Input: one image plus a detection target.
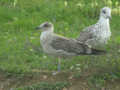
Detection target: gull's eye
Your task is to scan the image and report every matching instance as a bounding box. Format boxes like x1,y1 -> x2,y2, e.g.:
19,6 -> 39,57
102,10 -> 106,14
44,23 -> 49,27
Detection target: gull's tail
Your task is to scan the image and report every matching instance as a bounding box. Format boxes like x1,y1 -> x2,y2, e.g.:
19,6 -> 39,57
91,48 -> 107,55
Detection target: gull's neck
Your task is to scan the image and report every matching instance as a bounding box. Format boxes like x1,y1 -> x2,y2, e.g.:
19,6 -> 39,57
43,27 -> 54,33
97,16 -> 109,24
97,16 -> 111,38
40,27 -> 54,41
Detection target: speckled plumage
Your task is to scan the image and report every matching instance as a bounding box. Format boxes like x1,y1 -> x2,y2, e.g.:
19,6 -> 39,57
36,22 -> 106,57
77,7 -> 111,48
36,22 -> 106,73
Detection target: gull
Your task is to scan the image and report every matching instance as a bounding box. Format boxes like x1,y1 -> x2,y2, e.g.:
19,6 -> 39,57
76,7 -> 111,49
35,22 -> 106,73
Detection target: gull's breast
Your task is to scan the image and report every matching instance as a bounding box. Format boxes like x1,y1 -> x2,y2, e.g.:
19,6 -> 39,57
96,23 -> 111,44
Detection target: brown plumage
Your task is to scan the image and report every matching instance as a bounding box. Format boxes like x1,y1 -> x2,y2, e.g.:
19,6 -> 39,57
35,22 -> 106,73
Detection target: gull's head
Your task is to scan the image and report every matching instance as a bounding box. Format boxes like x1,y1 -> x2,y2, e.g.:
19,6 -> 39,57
100,7 -> 111,19
35,22 -> 54,32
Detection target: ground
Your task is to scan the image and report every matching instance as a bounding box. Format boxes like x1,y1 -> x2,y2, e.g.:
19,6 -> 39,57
0,0 -> 120,90
0,70 -> 120,90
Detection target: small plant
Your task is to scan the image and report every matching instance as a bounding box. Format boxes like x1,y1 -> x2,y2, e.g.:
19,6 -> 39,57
88,75 -> 105,88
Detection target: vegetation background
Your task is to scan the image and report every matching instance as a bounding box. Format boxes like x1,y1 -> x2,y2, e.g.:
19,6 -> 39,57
0,0 -> 120,90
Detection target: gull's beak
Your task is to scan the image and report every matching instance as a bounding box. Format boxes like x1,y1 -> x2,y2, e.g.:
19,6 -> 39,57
35,26 -> 42,30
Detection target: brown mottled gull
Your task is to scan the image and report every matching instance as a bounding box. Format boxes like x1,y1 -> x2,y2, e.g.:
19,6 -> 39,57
35,22 -> 105,73
77,7 -> 111,48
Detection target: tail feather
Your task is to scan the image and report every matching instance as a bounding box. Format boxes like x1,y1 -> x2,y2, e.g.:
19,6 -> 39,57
91,48 -> 107,55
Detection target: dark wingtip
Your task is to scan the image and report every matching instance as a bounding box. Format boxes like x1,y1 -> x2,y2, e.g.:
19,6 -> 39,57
91,48 -> 107,55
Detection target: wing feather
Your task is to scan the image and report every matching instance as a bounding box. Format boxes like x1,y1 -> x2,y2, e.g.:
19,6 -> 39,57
50,35 -> 89,54
77,24 -> 99,42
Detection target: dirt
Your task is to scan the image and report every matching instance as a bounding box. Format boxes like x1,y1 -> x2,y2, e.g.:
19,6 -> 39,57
0,70 -> 120,90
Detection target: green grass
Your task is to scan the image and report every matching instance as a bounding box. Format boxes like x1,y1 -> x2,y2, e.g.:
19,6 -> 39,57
14,82 -> 70,90
0,0 -> 120,89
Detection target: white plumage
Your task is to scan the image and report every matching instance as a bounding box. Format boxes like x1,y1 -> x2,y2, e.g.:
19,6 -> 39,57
77,7 -> 111,48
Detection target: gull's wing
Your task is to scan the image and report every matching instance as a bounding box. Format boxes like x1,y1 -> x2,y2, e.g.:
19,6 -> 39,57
50,34 -> 105,55
76,24 -> 99,42
51,35 -> 87,54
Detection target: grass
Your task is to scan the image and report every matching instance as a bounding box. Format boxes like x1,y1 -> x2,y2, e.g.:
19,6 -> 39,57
14,82 -> 70,90
0,0 -> 120,89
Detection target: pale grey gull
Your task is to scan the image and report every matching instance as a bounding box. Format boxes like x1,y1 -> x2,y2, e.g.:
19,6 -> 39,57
77,7 -> 111,49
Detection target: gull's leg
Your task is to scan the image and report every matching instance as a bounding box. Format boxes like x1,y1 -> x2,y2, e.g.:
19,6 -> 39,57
57,57 -> 61,72
52,57 -> 61,75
